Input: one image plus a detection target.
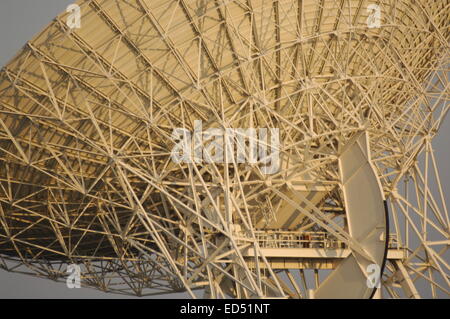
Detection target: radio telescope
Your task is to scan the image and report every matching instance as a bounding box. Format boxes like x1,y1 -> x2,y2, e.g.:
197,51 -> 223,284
0,0 -> 448,298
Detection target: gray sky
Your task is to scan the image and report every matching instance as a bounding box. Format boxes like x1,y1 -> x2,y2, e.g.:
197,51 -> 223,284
0,0 -> 448,299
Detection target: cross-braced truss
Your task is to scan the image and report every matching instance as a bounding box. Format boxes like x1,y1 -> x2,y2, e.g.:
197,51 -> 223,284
0,0 -> 448,298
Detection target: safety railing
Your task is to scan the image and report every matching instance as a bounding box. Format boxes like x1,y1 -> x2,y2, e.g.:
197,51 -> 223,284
250,230 -> 401,250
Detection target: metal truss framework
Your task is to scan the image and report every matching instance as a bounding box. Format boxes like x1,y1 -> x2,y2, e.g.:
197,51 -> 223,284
0,0 -> 448,298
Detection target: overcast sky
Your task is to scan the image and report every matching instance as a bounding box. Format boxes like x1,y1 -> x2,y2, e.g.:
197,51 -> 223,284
0,0 -> 448,299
